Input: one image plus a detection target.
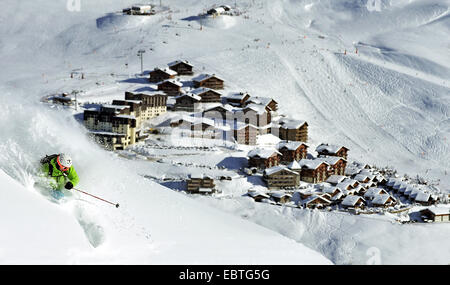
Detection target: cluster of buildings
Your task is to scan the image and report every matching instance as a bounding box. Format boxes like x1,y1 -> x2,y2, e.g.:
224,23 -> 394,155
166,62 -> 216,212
83,91 -> 167,150
123,4 -> 155,15
249,143 -> 349,189
147,60 -> 309,147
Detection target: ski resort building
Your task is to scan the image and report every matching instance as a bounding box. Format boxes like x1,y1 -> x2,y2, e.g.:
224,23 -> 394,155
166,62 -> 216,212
224,92 -> 251,107
297,159 -> 329,183
316,156 -> 347,176
83,105 -> 143,151
157,79 -> 183,96
192,74 -> 224,90
263,166 -> 300,189
186,174 -> 216,194
83,92 -> 167,150
420,207 -> 450,223
316,143 -> 349,160
149,67 -> 177,83
276,118 -> 308,142
248,149 -> 281,169
277,141 -> 308,163
124,91 -> 167,120
189,87 -> 222,103
168,60 -> 194,75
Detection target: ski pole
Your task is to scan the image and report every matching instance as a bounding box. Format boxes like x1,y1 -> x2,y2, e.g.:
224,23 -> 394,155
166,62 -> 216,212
73,188 -> 120,208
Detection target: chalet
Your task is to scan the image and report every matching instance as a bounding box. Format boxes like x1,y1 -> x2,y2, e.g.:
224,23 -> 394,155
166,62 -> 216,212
263,166 -> 300,189
420,207 -> 450,223
341,195 -> 366,209
326,175 -> 347,186
372,194 -> 396,208
202,104 -> 235,121
224,92 -> 251,107
316,156 -> 347,176
298,159 -> 329,183
186,174 -> 215,193
414,191 -> 434,206
168,60 -> 194,75
193,74 -> 224,90
316,143 -> 349,160
174,93 -> 201,112
246,97 -> 278,112
277,141 -> 308,163
245,191 -> 271,203
364,187 -> 389,200
302,195 -> 332,209
149,67 -> 177,83
190,87 -> 222,103
393,181 -> 407,193
277,119 -> 308,142
269,192 -> 292,204
386,178 -> 401,190
157,79 -> 183,96
247,149 -> 281,169
354,174 -> 373,184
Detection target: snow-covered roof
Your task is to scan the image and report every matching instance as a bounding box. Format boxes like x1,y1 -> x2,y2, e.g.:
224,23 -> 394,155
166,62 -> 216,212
264,166 -> 299,176
102,104 -> 130,110
225,92 -> 250,100
342,195 -> 365,207
203,104 -> 235,113
415,191 -> 431,202
247,96 -> 276,106
298,159 -> 329,170
316,143 -> 346,154
190,87 -> 221,96
193,73 -> 223,82
158,79 -> 183,87
189,173 -> 213,179
372,194 -> 393,205
278,118 -> 307,129
316,156 -> 346,165
244,104 -> 267,115
247,192 -> 270,199
287,160 -> 302,170
167,60 -> 193,68
303,195 -> 331,205
364,187 -> 386,199
270,191 -> 292,199
326,175 -> 347,184
247,148 -> 280,159
323,186 -> 341,194
354,174 -> 371,182
423,207 -> 450,216
175,93 -> 201,101
277,141 -> 308,151
153,67 -> 177,76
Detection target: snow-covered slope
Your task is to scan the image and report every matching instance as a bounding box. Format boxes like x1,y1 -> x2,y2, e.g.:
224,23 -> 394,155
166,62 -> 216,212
1,0 -> 449,264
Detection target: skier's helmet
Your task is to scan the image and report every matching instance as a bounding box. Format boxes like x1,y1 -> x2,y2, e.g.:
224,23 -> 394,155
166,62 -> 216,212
57,153 -> 72,171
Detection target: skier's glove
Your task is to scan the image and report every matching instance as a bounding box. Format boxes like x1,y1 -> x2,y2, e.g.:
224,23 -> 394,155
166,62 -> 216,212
65,182 -> 74,190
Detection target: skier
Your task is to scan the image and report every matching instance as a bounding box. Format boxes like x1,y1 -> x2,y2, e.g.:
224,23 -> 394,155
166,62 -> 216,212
40,153 -> 79,199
